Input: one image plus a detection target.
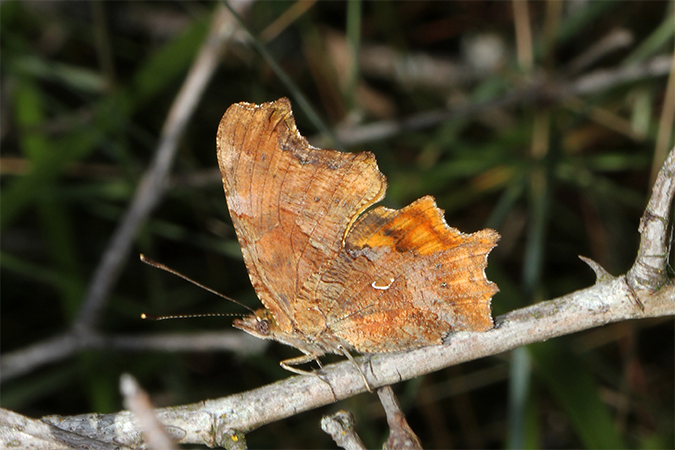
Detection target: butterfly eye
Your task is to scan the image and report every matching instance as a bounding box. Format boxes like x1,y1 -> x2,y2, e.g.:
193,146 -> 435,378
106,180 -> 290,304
257,319 -> 271,335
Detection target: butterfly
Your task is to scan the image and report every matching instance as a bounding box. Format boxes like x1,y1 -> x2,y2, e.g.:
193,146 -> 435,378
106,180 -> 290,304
216,98 -> 499,390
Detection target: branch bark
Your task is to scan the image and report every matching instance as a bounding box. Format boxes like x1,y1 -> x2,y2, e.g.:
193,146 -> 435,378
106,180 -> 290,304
377,386 -> 423,450
0,408 -> 127,450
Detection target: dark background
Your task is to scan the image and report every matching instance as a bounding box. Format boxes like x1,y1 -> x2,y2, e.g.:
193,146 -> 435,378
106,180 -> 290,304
1,1 -> 673,448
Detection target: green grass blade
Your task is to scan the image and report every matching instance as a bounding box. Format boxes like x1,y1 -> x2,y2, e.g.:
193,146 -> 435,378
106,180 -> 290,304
345,0 -> 361,109
622,6 -> 675,65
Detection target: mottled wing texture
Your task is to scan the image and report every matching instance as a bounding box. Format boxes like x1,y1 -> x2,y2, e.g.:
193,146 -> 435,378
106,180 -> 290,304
299,195 -> 499,353
216,98 -> 386,334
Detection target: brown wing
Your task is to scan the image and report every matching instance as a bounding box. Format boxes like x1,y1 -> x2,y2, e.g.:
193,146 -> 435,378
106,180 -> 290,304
299,195 -> 499,353
216,98 -> 386,334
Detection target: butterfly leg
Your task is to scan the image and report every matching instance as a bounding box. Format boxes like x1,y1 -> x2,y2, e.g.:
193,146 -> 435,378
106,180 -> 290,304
337,345 -> 373,393
279,353 -> 323,376
280,349 -> 373,393
280,354 -> 337,396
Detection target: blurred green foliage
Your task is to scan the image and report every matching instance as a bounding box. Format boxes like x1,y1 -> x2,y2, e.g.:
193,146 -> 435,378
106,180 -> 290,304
1,1 -> 673,448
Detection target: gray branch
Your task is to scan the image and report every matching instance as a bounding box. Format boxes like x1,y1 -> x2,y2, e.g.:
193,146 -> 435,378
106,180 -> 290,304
0,408 -> 128,450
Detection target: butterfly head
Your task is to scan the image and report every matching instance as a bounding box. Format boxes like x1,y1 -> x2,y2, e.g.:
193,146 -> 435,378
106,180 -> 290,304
233,307 -> 331,359
232,308 -> 277,340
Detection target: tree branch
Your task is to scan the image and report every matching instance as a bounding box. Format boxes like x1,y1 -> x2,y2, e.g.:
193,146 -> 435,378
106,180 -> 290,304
41,277 -> 674,447
377,386 -> 423,450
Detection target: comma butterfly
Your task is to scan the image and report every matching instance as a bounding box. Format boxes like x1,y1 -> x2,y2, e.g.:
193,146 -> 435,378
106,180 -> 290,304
217,98 -> 499,388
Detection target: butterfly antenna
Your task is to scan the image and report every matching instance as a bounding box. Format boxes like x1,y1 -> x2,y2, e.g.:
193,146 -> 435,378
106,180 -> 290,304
141,312 -> 245,321
139,254 -> 255,314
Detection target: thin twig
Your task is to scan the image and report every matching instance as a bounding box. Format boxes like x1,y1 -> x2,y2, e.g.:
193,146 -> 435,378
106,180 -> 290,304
0,334 -> 79,383
377,386 -> 422,450
358,43 -> 482,89
99,331 -> 267,354
121,374 -> 178,450
73,3 -> 251,336
628,147 -> 675,291
328,54 -> 672,147
563,28 -> 633,76
1,331 -> 264,383
321,411 -> 366,450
